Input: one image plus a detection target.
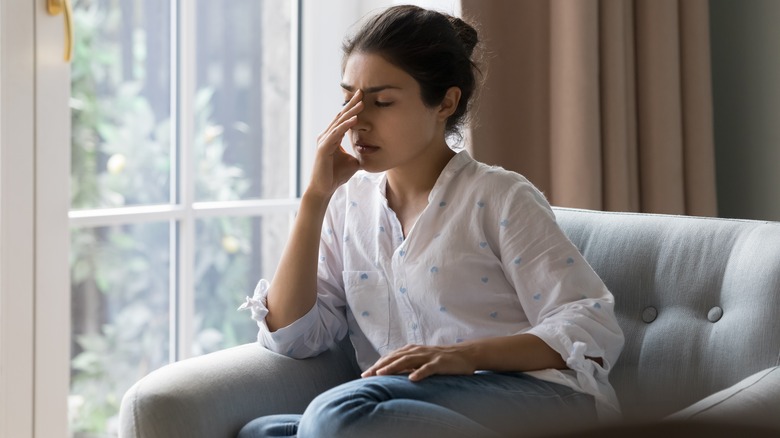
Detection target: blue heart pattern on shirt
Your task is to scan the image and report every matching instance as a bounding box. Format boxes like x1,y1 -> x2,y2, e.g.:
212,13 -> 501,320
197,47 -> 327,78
479,241 -> 488,249
360,273 -> 368,280
533,293 -> 541,300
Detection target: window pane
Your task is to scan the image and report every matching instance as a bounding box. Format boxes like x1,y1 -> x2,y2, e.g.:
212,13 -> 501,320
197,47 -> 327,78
70,222 -> 170,437
194,0 -> 292,201
194,214 -> 291,355
71,0 -> 171,210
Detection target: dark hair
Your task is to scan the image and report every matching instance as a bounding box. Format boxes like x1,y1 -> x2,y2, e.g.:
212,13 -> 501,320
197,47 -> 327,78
343,5 -> 481,137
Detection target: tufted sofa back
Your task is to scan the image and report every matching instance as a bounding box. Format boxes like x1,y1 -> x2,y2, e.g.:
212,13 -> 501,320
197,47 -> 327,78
553,208 -> 780,421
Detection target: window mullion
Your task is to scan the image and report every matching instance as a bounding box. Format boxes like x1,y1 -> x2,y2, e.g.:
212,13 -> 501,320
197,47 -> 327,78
173,0 -> 197,362
291,0 -> 302,199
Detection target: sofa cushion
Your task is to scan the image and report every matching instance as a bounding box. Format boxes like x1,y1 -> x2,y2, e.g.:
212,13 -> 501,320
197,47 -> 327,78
552,208 -> 780,421
667,366 -> 780,429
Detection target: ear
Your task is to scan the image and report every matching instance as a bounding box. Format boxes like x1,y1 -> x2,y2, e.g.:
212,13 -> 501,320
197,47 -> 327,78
437,86 -> 462,122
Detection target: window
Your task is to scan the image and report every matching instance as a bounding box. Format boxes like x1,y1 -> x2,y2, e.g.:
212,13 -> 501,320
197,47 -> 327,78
66,0 -> 459,436
68,0 -> 296,434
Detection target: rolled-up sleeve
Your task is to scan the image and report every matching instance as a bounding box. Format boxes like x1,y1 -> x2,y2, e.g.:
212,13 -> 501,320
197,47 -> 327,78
497,180 -> 624,411
239,192 -> 350,359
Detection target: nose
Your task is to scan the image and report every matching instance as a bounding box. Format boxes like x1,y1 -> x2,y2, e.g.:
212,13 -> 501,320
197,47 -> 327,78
352,108 -> 370,132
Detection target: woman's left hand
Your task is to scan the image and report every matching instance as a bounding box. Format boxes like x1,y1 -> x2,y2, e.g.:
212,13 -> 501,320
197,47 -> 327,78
361,344 -> 477,382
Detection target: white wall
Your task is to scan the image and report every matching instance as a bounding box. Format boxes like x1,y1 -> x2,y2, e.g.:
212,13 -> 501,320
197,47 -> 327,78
710,0 -> 780,221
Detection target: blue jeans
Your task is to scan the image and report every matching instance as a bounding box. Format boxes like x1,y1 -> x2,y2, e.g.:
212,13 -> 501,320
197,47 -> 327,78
238,372 -> 597,438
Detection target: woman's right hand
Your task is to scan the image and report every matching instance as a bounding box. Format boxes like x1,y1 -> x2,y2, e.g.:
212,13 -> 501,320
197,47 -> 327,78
307,89 -> 364,199
265,91 -> 364,330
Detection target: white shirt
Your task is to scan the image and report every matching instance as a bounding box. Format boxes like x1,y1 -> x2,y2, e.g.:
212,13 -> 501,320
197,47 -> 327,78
241,151 -> 625,419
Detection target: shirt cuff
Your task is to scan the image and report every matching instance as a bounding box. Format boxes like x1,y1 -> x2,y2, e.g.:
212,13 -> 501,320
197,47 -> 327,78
527,325 -> 619,414
238,278 -> 320,354
237,279 -> 271,322
258,304 -> 320,351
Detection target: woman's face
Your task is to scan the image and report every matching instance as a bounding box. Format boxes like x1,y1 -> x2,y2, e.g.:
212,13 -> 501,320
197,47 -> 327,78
341,52 -> 446,173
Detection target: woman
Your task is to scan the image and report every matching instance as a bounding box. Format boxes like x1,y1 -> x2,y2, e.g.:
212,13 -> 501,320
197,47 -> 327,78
239,5 -> 623,437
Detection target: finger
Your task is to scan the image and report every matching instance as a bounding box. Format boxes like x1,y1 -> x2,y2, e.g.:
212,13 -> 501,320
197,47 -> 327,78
361,353 -> 398,377
319,115 -> 358,154
341,88 -> 363,114
363,355 -> 407,377
396,344 -> 420,353
325,99 -> 363,136
361,345 -> 427,378
375,354 -> 427,376
324,89 -> 363,133
328,101 -> 363,137
409,363 -> 437,381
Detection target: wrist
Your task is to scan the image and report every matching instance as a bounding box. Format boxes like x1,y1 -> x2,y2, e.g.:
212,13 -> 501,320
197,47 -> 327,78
454,342 -> 481,372
301,188 -> 332,208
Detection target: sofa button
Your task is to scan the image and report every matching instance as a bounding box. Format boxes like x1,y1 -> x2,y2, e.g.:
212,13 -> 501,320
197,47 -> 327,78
642,306 -> 657,323
707,306 -> 723,323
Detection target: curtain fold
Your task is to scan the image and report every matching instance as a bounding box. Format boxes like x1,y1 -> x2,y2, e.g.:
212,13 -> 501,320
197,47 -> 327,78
462,0 -> 717,215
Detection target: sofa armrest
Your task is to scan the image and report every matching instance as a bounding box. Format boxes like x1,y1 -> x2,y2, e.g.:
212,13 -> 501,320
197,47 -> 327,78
666,366 -> 780,430
119,340 -> 360,438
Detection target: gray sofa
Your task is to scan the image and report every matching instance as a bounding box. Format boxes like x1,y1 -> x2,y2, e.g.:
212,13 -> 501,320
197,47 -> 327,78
119,208 -> 780,437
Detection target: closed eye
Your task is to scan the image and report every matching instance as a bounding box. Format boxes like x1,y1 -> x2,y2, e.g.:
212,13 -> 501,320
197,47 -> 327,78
375,101 -> 393,108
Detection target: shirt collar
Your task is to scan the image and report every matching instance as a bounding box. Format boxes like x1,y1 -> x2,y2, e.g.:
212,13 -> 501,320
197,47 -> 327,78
427,150 -> 472,202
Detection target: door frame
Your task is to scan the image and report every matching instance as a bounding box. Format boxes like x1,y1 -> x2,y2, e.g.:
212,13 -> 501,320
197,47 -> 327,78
1,0 -> 70,436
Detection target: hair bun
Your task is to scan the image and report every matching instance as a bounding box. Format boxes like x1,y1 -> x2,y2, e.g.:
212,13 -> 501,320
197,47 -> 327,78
448,16 -> 479,57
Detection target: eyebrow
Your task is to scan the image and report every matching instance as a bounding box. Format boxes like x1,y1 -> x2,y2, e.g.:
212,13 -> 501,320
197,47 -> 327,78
340,83 -> 401,94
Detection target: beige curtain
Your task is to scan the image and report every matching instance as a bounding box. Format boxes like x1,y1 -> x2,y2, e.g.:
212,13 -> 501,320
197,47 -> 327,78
461,0 -> 717,215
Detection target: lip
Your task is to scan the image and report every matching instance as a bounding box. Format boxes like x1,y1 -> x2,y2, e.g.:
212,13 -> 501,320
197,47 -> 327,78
355,145 -> 380,155
354,142 -> 380,155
